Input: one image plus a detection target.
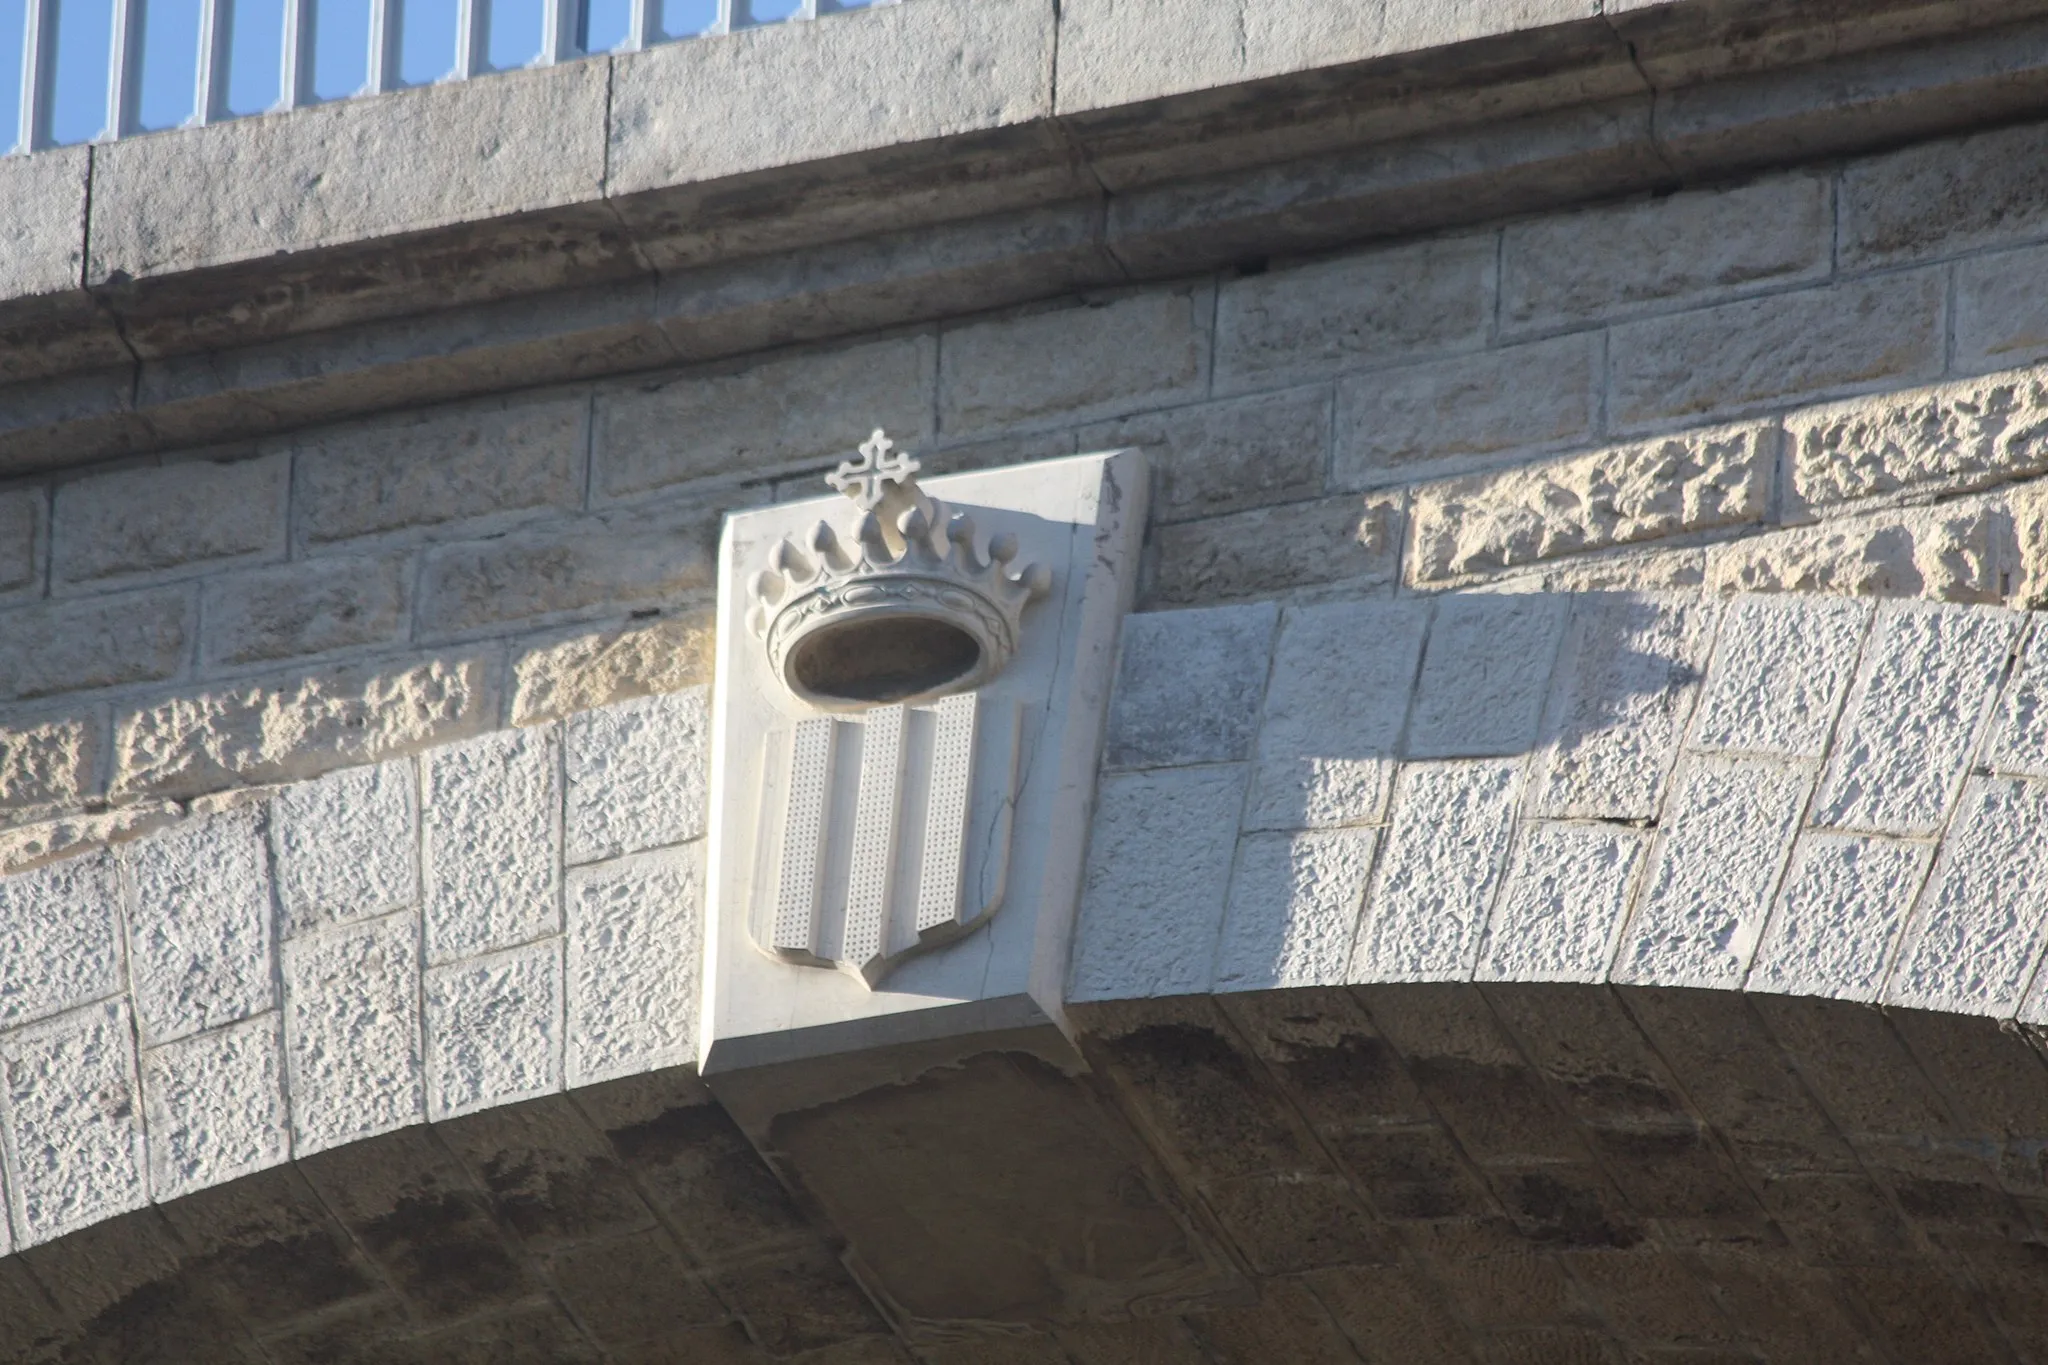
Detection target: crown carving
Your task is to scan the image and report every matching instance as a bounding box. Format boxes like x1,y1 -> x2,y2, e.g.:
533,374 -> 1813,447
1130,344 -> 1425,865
747,431 -> 1052,709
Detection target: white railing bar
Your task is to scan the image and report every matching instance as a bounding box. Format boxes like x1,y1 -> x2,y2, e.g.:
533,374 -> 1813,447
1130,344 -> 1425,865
194,0 -> 228,122
366,0 -> 397,91
626,0 -> 649,52
19,0 -> 50,149
454,0 -> 481,78
107,0 -> 141,136
540,0 -> 574,64
279,0 -> 312,107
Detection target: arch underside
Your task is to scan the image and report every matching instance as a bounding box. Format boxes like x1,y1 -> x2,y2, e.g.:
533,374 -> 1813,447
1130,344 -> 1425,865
5,982 -> 2047,1364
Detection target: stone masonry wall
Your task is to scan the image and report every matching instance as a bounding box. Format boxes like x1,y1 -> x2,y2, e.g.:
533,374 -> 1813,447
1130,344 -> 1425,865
10,115 -> 2048,867
0,686 -> 706,1258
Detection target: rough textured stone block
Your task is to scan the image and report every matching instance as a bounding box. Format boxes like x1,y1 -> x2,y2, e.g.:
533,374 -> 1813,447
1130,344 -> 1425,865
1213,235 -> 1493,394
0,710 -> 102,816
272,759 -> 417,938
0,1000 -> 147,1245
296,393 -> 587,545
0,145 -> 88,302
1786,370 -> 2048,511
1892,778 -> 2048,1017
608,0 -> 1051,193
1813,602 -> 2020,835
1990,622 -> 2048,778
141,1014 -> 289,1200
0,588 -> 191,701
111,651 -> 496,801
1839,120 -> 2048,270
1146,493 -> 1401,608
426,939 -> 563,1119
1334,334 -> 1599,486
565,687 -> 708,865
1350,759 -> 1522,982
1070,766 -> 1244,1001
1612,756 -> 1813,988
282,911 -> 425,1155
1533,596 -> 1715,820
416,501 -> 718,639
1501,173 -> 1831,331
1105,603 -> 1276,770
1704,501 -> 2014,605
597,336 -> 931,498
1077,386 -> 1330,524
53,453 -> 287,587
565,847 -> 700,1086
1407,594 -> 1568,758
1689,596 -> 1869,758
1407,423 -> 1773,583
124,807 -> 275,1045
939,290 -> 1208,433
201,553 -> 409,669
1257,599 -> 1427,763
1476,824 -> 1646,982
1215,829 -> 1379,992
0,850 -> 122,1028
422,726 -> 560,964
0,490 -> 43,597
90,59 -> 607,280
510,614 -> 714,725
1243,757 -> 1389,834
1747,835 -> 1930,1002
1608,273 -> 1945,431
0,805 -> 176,878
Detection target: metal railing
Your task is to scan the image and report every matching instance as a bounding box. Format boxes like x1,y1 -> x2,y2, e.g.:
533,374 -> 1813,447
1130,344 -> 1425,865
4,0 -> 885,154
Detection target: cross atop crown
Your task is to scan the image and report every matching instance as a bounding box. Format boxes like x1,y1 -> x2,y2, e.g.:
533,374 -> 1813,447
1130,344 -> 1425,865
827,429 -> 923,510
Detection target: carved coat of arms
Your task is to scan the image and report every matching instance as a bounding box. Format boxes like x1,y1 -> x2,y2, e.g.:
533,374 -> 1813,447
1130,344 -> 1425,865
743,432 -> 1050,986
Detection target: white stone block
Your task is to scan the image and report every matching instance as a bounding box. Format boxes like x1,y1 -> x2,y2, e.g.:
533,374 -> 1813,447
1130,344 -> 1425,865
282,911 -> 424,1156
426,939 -> 563,1119
1105,603 -> 1275,770
1070,766 -> 1244,1002
123,808 -> 275,1045
1351,760 -> 1522,983
422,726 -> 561,964
1611,756 -> 1813,988
1891,778 -> 2048,1017
1533,595 -> 1716,820
1257,599 -> 1428,762
1746,834 -> 1931,1003
1688,596 -> 1869,758
272,759 -> 418,938
564,687 -> 708,865
566,847 -> 699,1087
1406,594 -> 1568,758
0,849 -> 122,1029
1215,828 -> 1379,992
141,1014 -> 289,1201
1989,622 -> 2048,779
1475,824 -> 1646,983
1242,756 -> 1390,833
1,1000 -> 147,1246
1813,602 -> 2021,835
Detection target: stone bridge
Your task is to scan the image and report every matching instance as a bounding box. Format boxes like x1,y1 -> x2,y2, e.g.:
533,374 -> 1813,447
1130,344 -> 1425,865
8,0 -> 2048,1360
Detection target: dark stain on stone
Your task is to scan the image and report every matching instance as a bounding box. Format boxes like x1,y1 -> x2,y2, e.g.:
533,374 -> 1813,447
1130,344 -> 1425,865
1498,1170 -> 1643,1249
1090,1024 -> 1307,1178
602,1101 -> 813,1258
355,1191 -> 530,1320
